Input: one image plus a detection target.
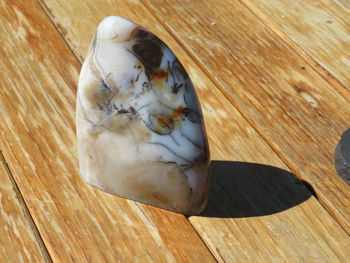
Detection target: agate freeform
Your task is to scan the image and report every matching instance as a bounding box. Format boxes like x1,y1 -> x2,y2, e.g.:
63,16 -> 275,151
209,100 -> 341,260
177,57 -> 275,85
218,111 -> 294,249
76,16 -> 210,215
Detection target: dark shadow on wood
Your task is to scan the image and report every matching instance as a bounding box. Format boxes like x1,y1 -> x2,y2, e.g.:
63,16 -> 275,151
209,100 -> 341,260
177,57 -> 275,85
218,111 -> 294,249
199,161 -> 314,218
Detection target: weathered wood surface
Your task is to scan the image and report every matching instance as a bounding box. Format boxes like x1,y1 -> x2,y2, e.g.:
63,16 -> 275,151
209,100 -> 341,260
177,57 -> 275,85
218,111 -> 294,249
239,0 -> 350,97
0,153 -> 49,262
143,0 -> 350,233
0,0 -> 349,261
337,0 -> 350,10
0,0 -> 214,261
193,162 -> 350,262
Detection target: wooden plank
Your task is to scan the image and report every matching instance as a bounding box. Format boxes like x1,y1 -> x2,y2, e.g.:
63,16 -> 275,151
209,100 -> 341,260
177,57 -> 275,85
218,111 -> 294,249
193,164 -> 350,262
141,0 -> 350,233
0,153 -> 49,262
238,0 -> 350,98
36,0 -> 350,261
0,1 -> 215,262
337,0 -> 350,10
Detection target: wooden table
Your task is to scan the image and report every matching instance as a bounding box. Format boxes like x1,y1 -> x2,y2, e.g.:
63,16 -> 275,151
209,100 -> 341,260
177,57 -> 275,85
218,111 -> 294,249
1,0 -> 350,262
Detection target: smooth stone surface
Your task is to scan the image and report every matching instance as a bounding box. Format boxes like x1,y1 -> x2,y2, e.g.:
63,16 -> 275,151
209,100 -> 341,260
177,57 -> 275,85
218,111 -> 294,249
76,16 -> 210,214
335,128 -> 350,185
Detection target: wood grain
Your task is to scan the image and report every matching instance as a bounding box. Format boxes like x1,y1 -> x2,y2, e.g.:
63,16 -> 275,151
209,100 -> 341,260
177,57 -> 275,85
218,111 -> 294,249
0,0 -> 215,261
192,162 -> 350,262
142,0 -> 350,233
239,0 -> 350,98
36,0 -> 350,261
336,0 -> 350,10
0,153 -> 49,262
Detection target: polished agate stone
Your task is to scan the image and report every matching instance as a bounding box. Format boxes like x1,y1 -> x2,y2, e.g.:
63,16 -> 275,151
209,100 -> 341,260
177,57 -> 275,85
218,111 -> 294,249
76,16 -> 210,215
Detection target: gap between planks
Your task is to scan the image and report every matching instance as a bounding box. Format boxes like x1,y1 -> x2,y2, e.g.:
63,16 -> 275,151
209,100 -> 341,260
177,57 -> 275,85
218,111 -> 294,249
138,0 -> 349,234
0,151 -> 52,263
36,0 -> 83,64
236,0 -> 350,104
33,0 -> 219,260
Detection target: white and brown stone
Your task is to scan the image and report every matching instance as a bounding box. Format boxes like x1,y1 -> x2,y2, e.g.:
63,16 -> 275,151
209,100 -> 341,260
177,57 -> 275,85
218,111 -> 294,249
76,16 -> 210,215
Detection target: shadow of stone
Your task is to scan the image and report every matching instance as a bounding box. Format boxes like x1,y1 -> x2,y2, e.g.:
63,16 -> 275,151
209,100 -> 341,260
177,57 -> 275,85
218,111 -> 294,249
199,161 -> 314,218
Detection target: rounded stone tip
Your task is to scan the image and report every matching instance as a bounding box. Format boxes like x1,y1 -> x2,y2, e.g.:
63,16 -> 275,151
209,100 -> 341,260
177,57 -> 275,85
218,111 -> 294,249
97,16 -> 138,41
